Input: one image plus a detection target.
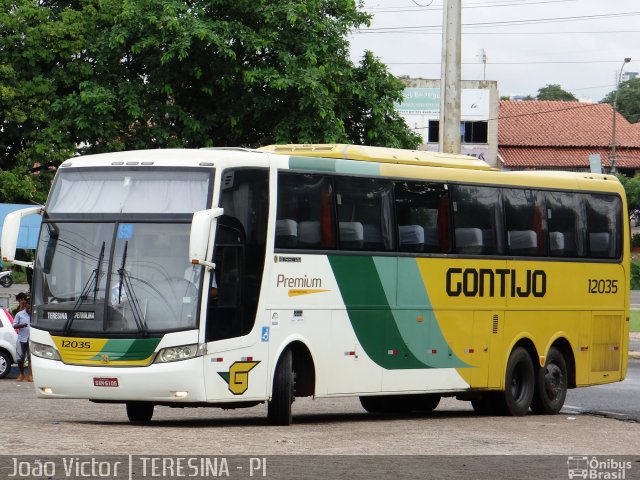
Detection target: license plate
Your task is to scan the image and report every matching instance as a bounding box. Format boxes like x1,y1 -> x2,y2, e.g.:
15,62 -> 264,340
93,377 -> 119,387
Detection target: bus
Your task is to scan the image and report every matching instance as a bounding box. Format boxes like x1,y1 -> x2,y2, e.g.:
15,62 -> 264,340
1,144 -> 628,424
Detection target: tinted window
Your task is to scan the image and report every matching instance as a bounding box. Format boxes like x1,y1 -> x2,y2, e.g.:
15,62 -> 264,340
395,181 -> 450,253
584,194 -> 622,259
335,177 -> 395,251
451,185 -> 503,255
545,191 -> 584,257
276,174 -> 336,250
504,189 -> 546,256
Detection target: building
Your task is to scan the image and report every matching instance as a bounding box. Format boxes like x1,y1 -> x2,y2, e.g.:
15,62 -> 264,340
397,78 -> 500,167
498,100 -> 640,175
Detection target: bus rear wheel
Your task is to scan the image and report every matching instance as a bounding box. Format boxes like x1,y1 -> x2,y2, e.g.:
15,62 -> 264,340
126,402 -> 154,423
501,347 -> 534,416
268,348 -> 295,425
531,347 -> 567,414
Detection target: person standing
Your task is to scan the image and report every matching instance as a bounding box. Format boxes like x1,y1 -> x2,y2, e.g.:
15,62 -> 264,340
12,292 -> 32,382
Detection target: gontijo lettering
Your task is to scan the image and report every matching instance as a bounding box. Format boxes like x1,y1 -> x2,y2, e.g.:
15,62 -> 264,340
446,267 -> 546,298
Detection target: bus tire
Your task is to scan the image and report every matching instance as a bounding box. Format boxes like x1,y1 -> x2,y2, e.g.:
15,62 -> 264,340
126,402 -> 154,423
501,347 -> 535,416
360,395 -> 402,413
531,347 -> 567,414
409,394 -> 441,413
268,348 -> 295,426
471,393 -> 501,415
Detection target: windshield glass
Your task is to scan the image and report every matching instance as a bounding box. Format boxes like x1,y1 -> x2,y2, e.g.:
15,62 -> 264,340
47,169 -> 210,214
32,222 -> 200,334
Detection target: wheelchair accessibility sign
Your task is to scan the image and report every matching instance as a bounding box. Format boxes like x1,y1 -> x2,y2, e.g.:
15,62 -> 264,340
261,327 -> 270,342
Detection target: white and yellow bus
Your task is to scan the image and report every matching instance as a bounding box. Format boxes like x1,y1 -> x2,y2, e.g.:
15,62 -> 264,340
2,144 -> 629,424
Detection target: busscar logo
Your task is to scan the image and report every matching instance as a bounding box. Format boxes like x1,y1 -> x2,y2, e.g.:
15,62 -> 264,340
218,361 -> 260,395
274,255 -> 302,263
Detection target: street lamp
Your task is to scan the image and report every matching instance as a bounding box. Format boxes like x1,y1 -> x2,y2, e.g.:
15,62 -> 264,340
610,57 -> 631,174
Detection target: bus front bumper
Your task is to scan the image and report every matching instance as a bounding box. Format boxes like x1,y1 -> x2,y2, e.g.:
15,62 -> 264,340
31,355 -> 207,403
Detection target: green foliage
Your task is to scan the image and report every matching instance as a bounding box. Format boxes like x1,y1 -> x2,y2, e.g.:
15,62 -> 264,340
633,233 -> 640,248
602,78 -> 640,124
632,259 -> 640,290
617,174 -> 640,211
536,84 -> 577,101
0,0 -> 420,201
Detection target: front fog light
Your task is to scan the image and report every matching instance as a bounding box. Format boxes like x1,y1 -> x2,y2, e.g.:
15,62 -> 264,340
30,341 -> 61,361
155,344 -> 203,363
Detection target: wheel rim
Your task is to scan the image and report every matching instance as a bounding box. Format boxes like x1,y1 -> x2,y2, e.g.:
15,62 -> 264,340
544,363 -> 564,400
511,363 -> 527,401
0,356 -> 7,375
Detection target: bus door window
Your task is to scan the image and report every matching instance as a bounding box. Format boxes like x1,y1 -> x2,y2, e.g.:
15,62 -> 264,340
206,217 -> 245,342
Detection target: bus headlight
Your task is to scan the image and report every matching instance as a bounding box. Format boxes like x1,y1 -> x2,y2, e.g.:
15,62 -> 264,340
155,344 -> 204,363
30,341 -> 61,361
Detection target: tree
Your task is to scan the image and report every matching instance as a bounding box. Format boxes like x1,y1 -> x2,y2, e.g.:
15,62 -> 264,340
0,0 -> 421,203
602,78 -> 640,124
618,174 -> 640,211
536,84 -> 577,101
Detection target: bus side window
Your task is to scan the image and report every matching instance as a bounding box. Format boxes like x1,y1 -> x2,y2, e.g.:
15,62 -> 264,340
504,188 -> 547,257
584,193 -> 622,259
394,181 -> 450,254
451,185 -> 503,255
545,191 -> 584,257
276,173 -> 336,250
334,177 -> 395,252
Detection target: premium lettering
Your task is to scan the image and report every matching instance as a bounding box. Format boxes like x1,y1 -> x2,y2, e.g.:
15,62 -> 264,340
276,274 -> 322,288
446,267 -> 546,298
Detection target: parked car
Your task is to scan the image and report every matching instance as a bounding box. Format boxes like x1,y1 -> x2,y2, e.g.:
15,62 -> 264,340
0,307 -> 17,378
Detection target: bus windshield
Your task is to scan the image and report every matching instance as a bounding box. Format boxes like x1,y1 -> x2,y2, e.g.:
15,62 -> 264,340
29,166 -> 212,335
32,222 -> 200,335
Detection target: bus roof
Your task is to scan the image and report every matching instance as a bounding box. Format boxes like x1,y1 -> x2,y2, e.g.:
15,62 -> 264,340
259,144 -> 493,171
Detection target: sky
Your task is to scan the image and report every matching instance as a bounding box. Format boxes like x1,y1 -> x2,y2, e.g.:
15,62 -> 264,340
347,0 -> 640,102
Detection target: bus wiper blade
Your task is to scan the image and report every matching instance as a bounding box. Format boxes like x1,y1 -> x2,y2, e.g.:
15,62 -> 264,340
63,241 -> 105,335
117,241 -> 148,337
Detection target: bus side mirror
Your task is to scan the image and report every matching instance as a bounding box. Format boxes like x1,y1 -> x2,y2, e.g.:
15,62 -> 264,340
1,206 -> 42,268
189,208 -> 223,269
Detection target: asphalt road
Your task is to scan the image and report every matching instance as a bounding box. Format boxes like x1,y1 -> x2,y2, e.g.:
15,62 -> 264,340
565,358 -> 640,422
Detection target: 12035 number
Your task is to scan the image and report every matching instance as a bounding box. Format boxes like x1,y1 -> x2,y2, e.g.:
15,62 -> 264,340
588,279 -> 618,294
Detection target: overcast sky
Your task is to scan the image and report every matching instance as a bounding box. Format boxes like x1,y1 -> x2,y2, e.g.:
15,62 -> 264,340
348,0 -> 640,102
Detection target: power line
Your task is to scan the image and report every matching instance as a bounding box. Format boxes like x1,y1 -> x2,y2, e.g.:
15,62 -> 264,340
387,60 -> 635,65
365,0 -> 578,13
352,11 -> 640,33
353,30 -> 640,36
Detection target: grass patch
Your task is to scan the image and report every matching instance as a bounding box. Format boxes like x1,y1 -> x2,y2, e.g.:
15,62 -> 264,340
631,311 -> 640,333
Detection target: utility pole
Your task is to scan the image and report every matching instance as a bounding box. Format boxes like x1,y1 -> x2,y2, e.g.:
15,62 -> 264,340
439,0 -> 462,154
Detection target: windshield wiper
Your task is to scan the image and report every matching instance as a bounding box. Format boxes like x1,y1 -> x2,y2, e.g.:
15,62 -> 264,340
116,241 -> 148,336
63,241 -> 105,335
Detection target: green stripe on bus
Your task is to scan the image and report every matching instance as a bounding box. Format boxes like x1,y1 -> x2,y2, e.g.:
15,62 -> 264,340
289,156 -> 380,176
329,255 -> 468,369
90,338 -> 160,361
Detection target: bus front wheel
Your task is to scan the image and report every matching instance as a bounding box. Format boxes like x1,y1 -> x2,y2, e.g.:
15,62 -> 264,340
268,348 -> 295,425
531,347 -> 567,414
501,347 -> 535,416
126,402 -> 154,423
